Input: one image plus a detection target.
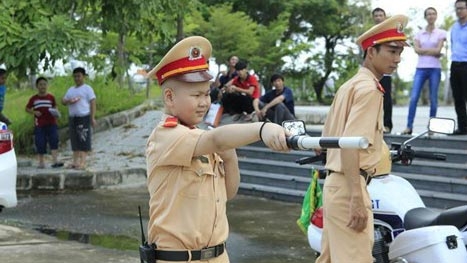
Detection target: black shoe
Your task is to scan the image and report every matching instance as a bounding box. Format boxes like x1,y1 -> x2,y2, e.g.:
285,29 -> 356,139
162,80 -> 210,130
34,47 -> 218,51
452,129 -> 467,135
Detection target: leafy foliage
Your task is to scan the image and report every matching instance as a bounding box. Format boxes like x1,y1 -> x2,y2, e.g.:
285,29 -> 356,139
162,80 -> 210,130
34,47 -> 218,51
195,3 -> 260,67
0,0 -> 91,78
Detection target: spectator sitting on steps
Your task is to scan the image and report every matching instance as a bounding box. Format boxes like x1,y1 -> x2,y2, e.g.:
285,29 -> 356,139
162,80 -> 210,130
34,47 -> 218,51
221,61 -> 260,122
253,73 -> 296,124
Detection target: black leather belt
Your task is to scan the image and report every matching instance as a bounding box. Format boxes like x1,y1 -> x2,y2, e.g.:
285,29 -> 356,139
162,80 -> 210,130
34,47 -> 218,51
328,169 -> 372,185
155,243 -> 225,261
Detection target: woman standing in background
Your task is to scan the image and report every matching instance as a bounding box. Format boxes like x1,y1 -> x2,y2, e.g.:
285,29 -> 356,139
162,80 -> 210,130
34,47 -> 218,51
402,7 -> 446,135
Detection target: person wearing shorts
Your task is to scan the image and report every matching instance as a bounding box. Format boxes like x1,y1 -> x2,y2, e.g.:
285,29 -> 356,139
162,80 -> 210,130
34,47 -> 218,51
26,77 -> 63,168
62,67 -> 96,170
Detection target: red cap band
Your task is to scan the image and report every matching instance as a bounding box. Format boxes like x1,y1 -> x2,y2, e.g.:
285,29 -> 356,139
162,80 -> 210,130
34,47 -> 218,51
155,56 -> 208,85
361,28 -> 407,50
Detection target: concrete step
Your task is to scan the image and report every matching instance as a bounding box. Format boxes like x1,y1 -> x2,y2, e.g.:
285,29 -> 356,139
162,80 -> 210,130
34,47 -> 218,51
392,160 -> 467,178
238,182 -> 305,203
240,169 -> 319,192
417,189 -> 467,209
237,146 -> 318,164
238,157 -> 323,178
239,181 -> 467,210
384,134 -> 467,150
238,154 -> 466,179
395,171 -> 467,194
237,140 -> 467,209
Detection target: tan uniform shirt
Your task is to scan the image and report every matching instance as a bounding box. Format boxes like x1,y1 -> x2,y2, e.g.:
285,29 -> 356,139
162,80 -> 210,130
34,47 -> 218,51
322,67 -> 384,173
145,115 -> 228,250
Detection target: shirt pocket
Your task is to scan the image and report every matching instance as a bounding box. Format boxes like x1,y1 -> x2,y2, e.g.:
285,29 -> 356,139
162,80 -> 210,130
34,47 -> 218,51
179,157 -> 215,199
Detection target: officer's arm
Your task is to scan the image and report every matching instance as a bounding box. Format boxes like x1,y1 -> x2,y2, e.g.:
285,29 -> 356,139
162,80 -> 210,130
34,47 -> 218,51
341,148 -> 368,232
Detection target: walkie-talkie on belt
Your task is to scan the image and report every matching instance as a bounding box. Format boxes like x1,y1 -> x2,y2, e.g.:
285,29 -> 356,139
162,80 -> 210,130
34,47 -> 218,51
138,205 -> 156,263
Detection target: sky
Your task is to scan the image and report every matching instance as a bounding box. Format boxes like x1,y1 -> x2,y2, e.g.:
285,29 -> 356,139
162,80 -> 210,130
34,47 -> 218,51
372,0 -> 455,80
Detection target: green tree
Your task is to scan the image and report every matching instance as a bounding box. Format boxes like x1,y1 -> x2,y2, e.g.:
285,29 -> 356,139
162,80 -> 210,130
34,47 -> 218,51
82,0 -> 170,88
287,0 -> 371,104
0,0 -> 90,85
200,0 -> 287,26
195,3 -> 260,69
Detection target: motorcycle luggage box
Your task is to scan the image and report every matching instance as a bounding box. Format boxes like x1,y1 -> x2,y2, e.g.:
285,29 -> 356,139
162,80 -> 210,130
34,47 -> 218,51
389,225 -> 467,263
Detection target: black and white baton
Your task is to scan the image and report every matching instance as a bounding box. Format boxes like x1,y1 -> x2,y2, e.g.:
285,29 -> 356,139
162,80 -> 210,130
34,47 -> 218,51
287,136 -> 369,150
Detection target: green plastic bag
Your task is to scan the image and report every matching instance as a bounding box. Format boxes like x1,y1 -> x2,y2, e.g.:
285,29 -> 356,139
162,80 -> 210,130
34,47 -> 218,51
297,168 -> 323,234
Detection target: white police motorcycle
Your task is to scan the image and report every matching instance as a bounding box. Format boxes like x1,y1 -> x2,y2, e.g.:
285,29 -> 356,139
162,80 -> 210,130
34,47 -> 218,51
285,117 -> 467,263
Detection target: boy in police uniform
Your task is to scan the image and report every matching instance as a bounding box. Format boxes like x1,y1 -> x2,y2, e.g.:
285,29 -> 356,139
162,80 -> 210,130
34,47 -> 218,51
144,36 -> 290,262
316,15 -> 409,263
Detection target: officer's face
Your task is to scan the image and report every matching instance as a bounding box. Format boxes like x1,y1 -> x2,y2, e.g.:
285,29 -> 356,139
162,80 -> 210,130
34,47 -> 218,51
370,44 -> 404,76
166,80 -> 211,126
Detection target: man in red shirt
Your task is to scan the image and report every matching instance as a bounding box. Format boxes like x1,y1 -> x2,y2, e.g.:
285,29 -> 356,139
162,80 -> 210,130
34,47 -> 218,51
221,61 -> 260,121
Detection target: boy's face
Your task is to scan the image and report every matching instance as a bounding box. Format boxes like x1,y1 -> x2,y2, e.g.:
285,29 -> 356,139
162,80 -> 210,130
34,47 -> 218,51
237,68 -> 248,79
0,74 -> 7,85
73,72 -> 85,86
36,79 -> 48,95
164,79 -> 211,127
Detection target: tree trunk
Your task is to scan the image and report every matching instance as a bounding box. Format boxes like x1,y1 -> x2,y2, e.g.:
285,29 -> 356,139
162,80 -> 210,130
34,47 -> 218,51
176,13 -> 184,41
117,32 -> 125,88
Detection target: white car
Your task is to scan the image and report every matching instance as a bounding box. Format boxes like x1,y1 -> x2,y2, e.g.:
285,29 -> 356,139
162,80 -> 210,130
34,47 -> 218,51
0,121 -> 17,212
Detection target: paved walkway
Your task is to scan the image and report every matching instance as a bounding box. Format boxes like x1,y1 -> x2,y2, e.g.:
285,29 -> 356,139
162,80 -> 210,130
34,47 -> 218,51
2,103 -> 461,263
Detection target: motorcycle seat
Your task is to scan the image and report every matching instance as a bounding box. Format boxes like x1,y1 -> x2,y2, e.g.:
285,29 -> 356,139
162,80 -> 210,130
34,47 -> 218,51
404,205 -> 467,230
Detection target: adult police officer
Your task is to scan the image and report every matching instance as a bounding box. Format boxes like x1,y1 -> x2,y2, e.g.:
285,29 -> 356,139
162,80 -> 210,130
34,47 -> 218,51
316,15 -> 409,263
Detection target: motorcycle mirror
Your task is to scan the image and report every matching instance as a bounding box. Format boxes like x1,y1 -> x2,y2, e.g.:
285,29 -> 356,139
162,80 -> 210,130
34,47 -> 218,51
282,120 -> 307,136
428,117 -> 455,134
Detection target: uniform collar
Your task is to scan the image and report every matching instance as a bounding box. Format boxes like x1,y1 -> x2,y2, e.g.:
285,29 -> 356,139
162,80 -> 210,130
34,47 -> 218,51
359,67 -> 385,94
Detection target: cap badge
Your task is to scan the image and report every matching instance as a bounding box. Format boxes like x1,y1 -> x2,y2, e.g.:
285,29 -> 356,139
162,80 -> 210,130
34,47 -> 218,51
397,22 -> 404,33
189,47 -> 202,60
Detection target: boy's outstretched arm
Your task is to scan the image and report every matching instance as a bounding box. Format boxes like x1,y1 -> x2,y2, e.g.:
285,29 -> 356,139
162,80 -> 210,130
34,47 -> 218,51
194,122 -> 290,157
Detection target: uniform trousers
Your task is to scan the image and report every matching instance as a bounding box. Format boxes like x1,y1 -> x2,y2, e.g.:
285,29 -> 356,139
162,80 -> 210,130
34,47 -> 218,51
316,172 -> 374,263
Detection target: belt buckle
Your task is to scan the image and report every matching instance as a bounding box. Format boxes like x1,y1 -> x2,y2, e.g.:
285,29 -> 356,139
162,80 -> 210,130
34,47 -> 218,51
200,247 -> 215,260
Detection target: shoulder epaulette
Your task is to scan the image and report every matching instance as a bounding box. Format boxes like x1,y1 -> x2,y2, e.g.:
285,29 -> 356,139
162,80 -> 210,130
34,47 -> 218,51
163,116 -> 178,128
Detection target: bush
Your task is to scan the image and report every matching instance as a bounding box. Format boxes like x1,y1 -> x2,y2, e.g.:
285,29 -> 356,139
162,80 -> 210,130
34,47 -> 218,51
3,76 -> 160,155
